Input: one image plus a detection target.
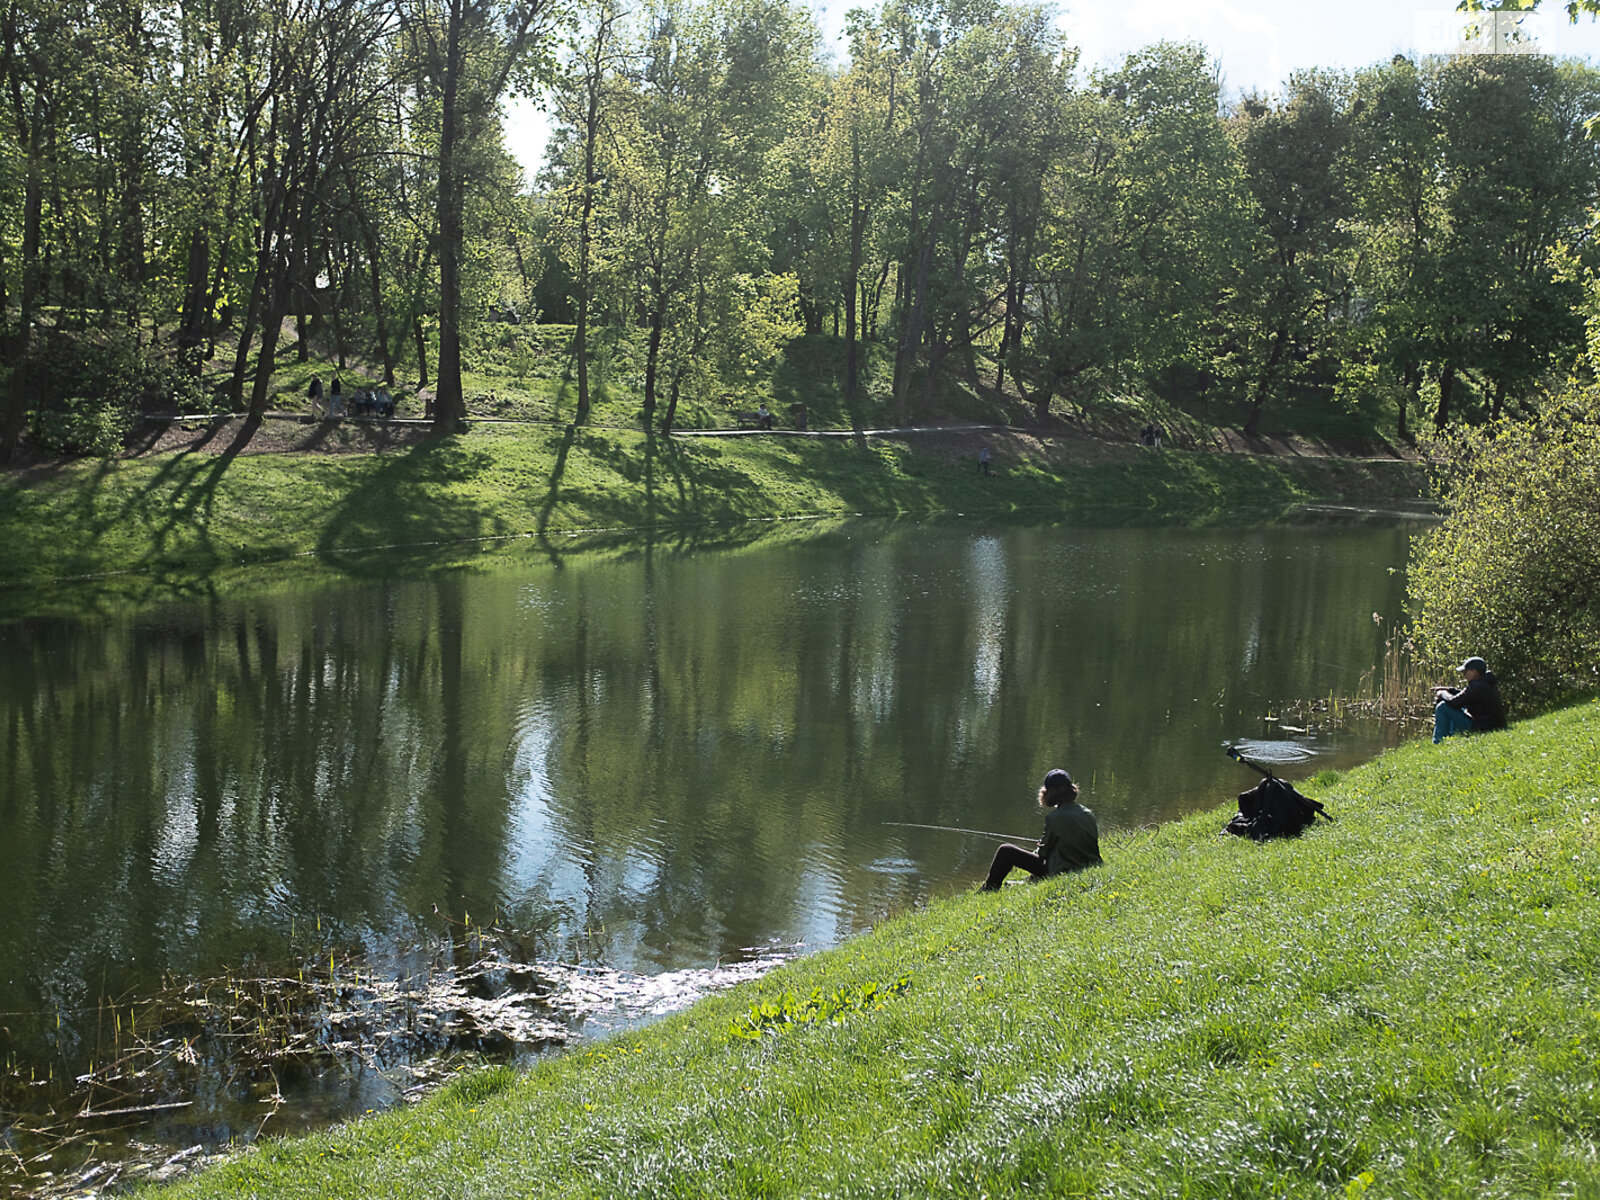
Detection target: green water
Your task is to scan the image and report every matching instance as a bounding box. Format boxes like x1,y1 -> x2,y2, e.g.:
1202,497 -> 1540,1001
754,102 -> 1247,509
0,514 -> 1416,1149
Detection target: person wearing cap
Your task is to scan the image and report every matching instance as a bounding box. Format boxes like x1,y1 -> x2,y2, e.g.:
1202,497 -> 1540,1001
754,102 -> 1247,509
980,768 -> 1102,890
1432,656 -> 1508,744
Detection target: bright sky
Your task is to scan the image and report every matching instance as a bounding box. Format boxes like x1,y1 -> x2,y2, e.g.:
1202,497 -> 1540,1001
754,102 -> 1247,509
503,0 -> 1600,180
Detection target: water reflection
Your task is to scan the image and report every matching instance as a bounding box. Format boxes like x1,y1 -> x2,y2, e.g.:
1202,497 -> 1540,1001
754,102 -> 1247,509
0,516 -> 1417,1131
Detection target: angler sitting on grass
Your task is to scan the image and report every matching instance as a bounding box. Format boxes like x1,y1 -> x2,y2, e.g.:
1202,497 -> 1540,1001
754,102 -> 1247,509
1432,655 -> 1508,744
980,768 -> 1102,890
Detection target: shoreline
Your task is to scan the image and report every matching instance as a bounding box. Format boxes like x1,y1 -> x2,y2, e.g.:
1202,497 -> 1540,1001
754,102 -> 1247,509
0,421 -> 1430,622
147,698 -> 1600,1199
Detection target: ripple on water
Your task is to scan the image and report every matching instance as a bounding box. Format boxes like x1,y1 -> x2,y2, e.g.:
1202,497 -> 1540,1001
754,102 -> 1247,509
864,855 -> 922,876
1227,738 -> 1317,766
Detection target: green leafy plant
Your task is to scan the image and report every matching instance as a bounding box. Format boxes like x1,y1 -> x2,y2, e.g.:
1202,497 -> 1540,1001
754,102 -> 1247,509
730,975 -> 911,1040
1409,390 -> 1600,710
29,394 -> 136,457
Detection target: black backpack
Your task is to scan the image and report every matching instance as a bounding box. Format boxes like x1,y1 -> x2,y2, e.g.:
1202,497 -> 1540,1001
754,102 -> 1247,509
1223,773 -> 1331,841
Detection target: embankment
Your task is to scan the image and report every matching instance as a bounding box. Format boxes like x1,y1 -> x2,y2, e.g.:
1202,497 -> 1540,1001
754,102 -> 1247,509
155,698 -> 1600,1199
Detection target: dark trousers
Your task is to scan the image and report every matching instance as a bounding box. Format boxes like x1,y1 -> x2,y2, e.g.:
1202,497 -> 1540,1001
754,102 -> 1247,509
983,843 -> 1047,890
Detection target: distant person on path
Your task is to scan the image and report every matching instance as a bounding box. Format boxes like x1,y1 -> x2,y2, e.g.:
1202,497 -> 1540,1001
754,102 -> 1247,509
1432,656 -> 1508,744
330,375 -> 344,418
308,375 -> 324,417
980,768 -> 1102,890
979,445 -> 991,476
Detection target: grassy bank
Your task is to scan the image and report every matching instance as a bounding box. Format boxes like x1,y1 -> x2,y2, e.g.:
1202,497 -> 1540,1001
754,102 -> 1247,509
155,699 -> 1600,1199
0,421 -> 1424,620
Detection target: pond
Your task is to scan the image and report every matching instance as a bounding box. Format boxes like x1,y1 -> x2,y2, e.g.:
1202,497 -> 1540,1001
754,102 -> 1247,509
0,513 -> 1420,1180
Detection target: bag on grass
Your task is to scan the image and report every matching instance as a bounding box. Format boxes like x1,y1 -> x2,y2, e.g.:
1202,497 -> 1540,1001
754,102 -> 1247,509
1224,774 -> 1330,841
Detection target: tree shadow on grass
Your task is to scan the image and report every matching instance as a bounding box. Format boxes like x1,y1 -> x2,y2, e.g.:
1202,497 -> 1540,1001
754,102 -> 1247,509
313,435 -> 502,574
119,418 -> 266,571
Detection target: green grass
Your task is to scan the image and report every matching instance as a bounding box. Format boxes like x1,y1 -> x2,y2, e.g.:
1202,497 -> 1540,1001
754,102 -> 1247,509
0,423 -> 1424,621
236,323 -> 1410,451
153,698 -> 1600,1198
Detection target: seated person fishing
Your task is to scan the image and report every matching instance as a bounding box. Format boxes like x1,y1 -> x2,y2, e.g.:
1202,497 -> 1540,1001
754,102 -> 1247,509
1432,655 -> 1508,744
981,768 -> 1102,891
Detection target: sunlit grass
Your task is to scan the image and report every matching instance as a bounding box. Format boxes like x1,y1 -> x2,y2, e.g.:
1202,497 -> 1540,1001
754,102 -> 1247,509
156,699 -> 1600,1199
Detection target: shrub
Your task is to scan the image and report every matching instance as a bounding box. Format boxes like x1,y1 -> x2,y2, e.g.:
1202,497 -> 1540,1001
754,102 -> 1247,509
29,394 -> 136,457
17,329 -> 220,456
1408,390 -> 1600,711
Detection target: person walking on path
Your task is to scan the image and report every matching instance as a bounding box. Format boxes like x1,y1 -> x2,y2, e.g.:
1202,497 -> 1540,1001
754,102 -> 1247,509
308,375 -> 324,418
330,375 -> 344,418
980,768 -> 1102,890
978,445 -> 991,476
1433,656 -> 1508,743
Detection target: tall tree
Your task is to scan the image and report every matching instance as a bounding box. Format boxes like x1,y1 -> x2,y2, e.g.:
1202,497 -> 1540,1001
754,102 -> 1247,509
549,0 -> 625,423
1017,43 -> 1248,421
1428,54 -> 1598,428
1223,72 -> 1356,439
403,0 -> 560,432
1349,55 -> 1442,442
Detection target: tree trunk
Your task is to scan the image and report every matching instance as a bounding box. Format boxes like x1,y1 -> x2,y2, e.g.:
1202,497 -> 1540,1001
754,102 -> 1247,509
432,0 -> 468,433
248,278 -> 287,419
1434,363 -> 1455,433
414,316 -> 430,388
348,179 -> 395,386
230,250 -> 271,411
643,294 -> 664,418
1399,360 -> 1419,443
843,134 -> 865,402
893,224 -> 939,427
1244,325 -> 1289,440
1,106 -> 47,460
573,71 -> 599,423
176,227 -> 211,359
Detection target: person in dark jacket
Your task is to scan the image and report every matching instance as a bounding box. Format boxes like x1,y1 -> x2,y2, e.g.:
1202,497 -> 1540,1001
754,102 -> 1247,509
1432,656 -> 1508,744
980,768 -> 1102,890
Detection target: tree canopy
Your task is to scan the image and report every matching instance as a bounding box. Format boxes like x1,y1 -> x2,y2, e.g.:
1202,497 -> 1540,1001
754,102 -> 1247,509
5,0 -> 1600,452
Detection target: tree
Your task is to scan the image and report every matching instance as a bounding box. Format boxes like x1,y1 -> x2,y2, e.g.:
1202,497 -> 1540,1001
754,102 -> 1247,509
548,0 -> 625,423
1409,391 -> 1600,709
1222,72 -> 1356,439
0,0 -> 85,457
1348,55 -> 1443,442
1427,55 -> 1598,429
1018,43 -> 1248,421
403,0 -> 561,432
809,18 -> 903,402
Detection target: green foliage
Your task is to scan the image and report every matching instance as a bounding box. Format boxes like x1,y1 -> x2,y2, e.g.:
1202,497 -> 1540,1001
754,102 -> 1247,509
28,395 -> 135,458
1409,390 -> 1600,708
729,975 -> 911,1040
13,328 -> 181,456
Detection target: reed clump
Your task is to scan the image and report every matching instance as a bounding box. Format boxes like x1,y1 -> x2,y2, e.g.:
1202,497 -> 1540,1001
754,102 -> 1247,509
1284,612 -> 1432,731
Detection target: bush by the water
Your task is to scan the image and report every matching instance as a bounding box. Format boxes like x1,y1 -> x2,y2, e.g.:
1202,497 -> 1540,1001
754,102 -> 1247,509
1409,389 -> 1600,710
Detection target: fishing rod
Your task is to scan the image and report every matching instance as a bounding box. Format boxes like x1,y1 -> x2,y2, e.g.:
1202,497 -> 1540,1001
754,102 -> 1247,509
882,821 -> 1033,841
1225,745 -> 1275,779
